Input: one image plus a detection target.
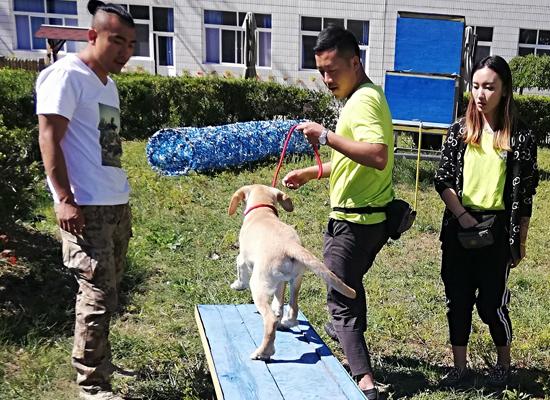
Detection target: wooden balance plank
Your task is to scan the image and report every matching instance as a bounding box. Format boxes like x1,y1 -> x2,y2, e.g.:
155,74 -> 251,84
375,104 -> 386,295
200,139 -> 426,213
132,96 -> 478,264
195,304 -> 366,400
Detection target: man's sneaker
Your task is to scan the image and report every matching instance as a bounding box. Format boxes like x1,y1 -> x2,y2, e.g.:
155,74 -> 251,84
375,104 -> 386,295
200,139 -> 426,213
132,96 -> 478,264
324,321 -> 339,342
487,364 -> 510,386
79,389 -> 124,400
440,366 -> 469,387
361,387 -> 379,400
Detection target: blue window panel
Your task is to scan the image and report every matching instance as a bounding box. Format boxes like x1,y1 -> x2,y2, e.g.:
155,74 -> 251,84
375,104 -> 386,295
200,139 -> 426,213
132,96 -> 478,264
65,18 -> 78,53
255,14 -> 271,29
258,31 -> 271,67
31,16 -> 46,49
167,8 -> 173,32
48,17 -> 63,25
153,7 -> 174,32
385,72 -> 457,125
158,36 -> 173,66
204,10 -> 222,25
348,20 -> 369,46
14,0 -> 44,12
46,0 -> 77,15
205,27 -> 219,63
394,17 -> 464,74
15,15 -> 31,49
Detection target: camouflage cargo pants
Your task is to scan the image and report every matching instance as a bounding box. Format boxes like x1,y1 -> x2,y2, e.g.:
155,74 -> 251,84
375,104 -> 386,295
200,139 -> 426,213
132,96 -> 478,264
60,204 -> 132,391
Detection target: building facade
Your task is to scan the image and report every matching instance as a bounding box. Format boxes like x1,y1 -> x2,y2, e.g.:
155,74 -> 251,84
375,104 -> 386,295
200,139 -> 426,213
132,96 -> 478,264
1,0 -> 549,89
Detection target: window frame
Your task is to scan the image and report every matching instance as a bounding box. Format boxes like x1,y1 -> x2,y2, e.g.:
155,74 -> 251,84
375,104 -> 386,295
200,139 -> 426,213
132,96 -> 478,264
518,28 -> 550,56
299,16 -> 370,72
473,25 -> 493,63
13,0 -> 78,51
203,10 -> 272,68
116,3 -> 175,63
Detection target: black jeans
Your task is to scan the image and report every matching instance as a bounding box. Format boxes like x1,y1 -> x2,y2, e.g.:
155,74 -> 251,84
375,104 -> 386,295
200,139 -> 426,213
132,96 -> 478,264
323,218 -> 388,377
441,211 -> 512,347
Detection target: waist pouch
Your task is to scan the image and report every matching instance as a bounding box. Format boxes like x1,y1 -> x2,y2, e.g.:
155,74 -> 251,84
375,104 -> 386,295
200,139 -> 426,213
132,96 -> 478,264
456,214 -> 496,249
332,199 -> 416,240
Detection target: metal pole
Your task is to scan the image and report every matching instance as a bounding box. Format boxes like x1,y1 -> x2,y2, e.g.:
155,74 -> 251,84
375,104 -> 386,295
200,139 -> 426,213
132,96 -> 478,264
413,121 -> 423,211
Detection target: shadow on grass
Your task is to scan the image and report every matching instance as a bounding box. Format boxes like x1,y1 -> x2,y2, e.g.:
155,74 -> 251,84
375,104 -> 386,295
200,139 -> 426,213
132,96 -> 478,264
0,221 -> 74,342
0,221 -> 148,344
378,355 -> 548,399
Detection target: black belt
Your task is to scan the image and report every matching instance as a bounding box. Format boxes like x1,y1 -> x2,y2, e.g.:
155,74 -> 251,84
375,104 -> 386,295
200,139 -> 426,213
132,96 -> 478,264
332,205 -> 387,214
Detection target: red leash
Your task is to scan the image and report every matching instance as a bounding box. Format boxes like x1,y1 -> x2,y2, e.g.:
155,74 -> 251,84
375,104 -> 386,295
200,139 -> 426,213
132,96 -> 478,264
271,124 -> 323,187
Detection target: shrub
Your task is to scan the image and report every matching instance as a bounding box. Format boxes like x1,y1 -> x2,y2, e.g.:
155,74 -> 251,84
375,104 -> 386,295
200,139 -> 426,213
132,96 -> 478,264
509,55 -> 550,93
0,119 -> 43,222
114,74 -> 339,139
0,68 -> 37,130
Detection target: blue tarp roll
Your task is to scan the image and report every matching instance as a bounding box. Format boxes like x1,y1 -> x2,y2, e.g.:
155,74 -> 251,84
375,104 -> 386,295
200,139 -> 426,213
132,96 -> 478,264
146,120 -> 311,176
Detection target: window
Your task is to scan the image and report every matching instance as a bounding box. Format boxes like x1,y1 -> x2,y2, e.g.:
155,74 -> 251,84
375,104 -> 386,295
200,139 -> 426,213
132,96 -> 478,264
13,0 -> 78,51
203,10 -> 272,67
300,16 -> 369,70
116,4 -> 174,66
518,28 -> 550,56
473,26 -> 493,63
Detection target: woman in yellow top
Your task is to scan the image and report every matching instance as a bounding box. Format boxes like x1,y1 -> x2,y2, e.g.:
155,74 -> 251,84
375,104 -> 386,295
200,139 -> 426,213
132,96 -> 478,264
434,55 -> 538,387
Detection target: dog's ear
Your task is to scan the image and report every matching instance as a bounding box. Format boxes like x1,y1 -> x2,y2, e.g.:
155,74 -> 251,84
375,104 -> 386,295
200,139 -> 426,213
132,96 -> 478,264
228,186 -> 250,215
274,188 -> 294,212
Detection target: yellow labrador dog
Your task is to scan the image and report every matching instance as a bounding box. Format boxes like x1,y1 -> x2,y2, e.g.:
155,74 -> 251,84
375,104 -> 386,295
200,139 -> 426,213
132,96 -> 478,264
228,184 -> 356,360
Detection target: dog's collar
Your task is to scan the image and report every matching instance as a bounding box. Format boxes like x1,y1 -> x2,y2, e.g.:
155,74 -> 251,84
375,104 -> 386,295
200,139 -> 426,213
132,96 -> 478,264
243,204 -> 278,218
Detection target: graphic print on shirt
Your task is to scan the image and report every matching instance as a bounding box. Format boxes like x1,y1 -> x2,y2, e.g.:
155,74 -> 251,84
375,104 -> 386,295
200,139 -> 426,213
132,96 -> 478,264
98,103 -> 122,168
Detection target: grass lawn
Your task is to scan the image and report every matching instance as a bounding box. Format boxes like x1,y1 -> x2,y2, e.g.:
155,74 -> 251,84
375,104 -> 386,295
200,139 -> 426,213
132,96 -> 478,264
1,143 -> 548,400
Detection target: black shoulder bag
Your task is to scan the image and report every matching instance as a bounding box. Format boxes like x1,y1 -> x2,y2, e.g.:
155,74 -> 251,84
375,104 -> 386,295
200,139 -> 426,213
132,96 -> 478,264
332,199 -> 417,240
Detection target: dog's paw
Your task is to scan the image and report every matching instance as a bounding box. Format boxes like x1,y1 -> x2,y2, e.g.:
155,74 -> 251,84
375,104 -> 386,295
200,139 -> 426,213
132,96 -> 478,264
250,347 -> 275,361
230,280 -> 248,290
280,317 -> 298,329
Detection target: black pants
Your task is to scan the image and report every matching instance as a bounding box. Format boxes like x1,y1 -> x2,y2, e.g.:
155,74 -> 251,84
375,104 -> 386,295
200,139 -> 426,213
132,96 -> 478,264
323,218 -> 388,377
441,212 -> 512,347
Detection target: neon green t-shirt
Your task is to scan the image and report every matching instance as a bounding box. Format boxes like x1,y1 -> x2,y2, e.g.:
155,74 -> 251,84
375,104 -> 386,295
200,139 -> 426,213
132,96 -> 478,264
462,129 -> 507,210
329,83 -> 394,225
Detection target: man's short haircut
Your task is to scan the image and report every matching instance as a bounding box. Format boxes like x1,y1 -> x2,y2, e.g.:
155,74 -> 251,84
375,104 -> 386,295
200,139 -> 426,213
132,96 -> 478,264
87,0 -> 135,28
313,25 -> 360,59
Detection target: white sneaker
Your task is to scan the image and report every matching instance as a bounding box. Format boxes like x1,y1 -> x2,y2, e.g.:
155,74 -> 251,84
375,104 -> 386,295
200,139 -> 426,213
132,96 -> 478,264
79,389 -> 124,400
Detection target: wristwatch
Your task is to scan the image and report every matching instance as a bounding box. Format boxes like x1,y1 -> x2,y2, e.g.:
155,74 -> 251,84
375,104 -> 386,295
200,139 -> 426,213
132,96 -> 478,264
319,128 -> 330,145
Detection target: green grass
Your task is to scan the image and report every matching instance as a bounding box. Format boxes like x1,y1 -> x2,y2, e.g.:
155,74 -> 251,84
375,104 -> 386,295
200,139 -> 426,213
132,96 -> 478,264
1,144 -> 548,399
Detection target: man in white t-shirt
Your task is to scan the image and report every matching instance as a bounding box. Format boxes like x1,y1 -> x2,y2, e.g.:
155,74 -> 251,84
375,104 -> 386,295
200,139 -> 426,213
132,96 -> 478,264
36,1 -> 136,399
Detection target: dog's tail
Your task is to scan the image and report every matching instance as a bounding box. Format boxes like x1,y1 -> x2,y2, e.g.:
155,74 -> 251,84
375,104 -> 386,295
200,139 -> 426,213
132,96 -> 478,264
286,244 -> 356,299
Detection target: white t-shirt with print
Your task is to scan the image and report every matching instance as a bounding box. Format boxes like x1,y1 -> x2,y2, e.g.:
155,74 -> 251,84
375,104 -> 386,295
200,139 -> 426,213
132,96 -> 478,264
36,54 -> 130,205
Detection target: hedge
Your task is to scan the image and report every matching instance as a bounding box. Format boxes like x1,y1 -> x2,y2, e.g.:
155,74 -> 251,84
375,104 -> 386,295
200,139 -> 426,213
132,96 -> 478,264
113,74 -> 338,140
509,54 -> 550,93
0,118 -> 42,222
0,68 -> 549,222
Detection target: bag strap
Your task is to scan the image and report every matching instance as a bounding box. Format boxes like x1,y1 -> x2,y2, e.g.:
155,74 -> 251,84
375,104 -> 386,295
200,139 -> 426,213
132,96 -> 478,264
331,205 -> 387,214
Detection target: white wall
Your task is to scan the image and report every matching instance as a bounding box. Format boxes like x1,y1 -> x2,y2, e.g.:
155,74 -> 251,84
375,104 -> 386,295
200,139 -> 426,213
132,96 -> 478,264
1,0 -> 549,92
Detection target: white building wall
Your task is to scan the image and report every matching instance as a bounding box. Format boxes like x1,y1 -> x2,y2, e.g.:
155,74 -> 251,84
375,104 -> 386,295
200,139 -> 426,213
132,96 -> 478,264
1,0 -> 549,91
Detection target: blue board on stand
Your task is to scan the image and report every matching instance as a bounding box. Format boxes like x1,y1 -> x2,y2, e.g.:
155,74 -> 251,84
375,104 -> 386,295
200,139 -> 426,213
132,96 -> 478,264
385,72 -> 458,126
394,15 -> 464,75
195,304 -> 366,400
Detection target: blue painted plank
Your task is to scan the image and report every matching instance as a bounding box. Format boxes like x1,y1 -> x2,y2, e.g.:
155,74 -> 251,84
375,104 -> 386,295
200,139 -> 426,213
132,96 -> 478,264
295,310 -> 367,398
385,72 -> 458,125
395,17 -> 464,75
236,304 -> 366,400
197,304 -> 284,400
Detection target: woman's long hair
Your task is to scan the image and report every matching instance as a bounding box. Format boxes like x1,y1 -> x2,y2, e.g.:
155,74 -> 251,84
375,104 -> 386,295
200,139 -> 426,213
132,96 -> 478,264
464,55 -> 515,151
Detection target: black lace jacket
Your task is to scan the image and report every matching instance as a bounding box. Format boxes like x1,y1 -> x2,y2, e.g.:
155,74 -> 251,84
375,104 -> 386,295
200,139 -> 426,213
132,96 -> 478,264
434,118 -> 539,263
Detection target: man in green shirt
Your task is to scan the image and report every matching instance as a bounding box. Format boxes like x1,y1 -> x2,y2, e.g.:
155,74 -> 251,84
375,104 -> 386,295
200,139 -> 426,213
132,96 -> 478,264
282,26 -> 393,399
